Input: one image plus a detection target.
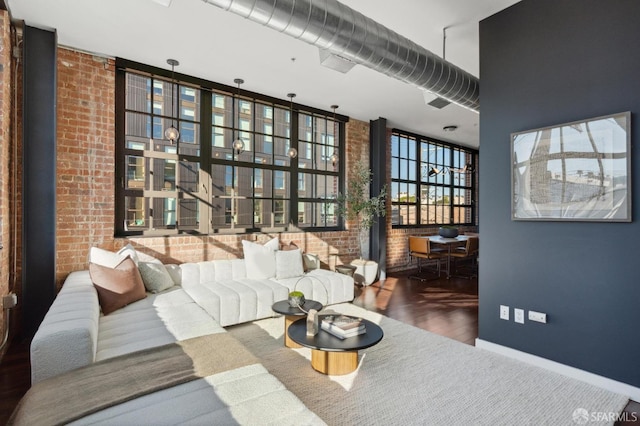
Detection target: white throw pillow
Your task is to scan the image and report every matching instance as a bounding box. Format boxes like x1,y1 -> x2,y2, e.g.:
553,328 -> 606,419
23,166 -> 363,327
138,262 -> 175,293
263,236 -> 279,251
116,243 -> 140,265
242,239 -> 278,280
89,247 -> 126,269
275,249 -> 304,279
164,264 -> 182,285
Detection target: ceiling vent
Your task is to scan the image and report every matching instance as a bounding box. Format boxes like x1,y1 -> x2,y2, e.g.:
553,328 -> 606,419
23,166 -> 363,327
318,48 -> 357,74
202,0 -> 480,112
422,90 -> 452,109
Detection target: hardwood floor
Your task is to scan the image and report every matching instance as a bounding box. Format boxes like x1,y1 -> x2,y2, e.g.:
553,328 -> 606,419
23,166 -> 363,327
353,271 -> 479,345
0,338 -> 30,424
0,272 -> 637,424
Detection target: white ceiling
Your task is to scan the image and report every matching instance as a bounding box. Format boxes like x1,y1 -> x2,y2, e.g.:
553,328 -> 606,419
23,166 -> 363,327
6,0 -> 519,148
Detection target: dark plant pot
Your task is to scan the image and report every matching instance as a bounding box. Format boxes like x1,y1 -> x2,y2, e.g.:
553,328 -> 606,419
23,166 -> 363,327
439,227 -> 459,238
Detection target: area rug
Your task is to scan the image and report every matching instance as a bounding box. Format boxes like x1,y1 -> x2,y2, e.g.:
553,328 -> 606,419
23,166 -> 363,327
228,303 -> 628,425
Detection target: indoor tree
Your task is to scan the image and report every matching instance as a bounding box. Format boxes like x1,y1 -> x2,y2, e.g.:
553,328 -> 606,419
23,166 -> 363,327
337,160 -> 386,260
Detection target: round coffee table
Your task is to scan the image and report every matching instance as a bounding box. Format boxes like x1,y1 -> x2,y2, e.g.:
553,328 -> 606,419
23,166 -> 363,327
288,317 -> 383,375
272,300 -> 323,348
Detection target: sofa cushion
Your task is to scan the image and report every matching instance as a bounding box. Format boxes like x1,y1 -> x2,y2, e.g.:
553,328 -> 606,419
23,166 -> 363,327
180,260 -> 247,288
69,364 -> 325,425
96,287 -> 226,361
30,271 -> 101,384
241,239 -> 277,280
138,261 -> 175,293
273,268 -> 354,306
275,249 -> 304,279
183,278 -> 289,327
90,257 -> 147,315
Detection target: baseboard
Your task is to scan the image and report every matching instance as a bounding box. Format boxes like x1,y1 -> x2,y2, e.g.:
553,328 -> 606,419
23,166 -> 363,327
475,339 -> 640,402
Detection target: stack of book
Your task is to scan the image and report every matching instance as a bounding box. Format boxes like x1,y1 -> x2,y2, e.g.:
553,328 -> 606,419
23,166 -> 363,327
320,315 -> 366,339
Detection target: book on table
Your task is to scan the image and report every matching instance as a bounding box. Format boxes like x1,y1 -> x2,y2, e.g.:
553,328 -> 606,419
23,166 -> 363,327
320,315 -> 366,339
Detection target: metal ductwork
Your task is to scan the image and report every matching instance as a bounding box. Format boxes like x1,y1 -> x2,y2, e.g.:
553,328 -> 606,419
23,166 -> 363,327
202,0 -> 480,112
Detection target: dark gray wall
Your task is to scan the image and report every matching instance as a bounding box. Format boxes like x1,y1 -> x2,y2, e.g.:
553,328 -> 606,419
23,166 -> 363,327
370,117 -> 387,280
22,26 -> 57,338
479,0 -> 640,387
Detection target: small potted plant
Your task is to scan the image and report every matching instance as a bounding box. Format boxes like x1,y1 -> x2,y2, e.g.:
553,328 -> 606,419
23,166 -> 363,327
439,225 -> 459,238
288,291 -> 305,307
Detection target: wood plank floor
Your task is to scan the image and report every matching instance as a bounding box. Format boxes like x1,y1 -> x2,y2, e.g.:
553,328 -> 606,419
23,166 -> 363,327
353,271 -> 479,345
0,271 -> 637,424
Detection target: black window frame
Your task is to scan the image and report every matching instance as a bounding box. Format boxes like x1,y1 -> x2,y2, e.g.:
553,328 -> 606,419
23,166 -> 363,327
115,58 -> 347,237
390,129 -> 478,228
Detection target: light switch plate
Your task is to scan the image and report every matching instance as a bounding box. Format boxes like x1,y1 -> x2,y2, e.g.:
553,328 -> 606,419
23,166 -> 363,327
529,311 -> 547,323
514,308 -> 524,324
500,305 -> 509,320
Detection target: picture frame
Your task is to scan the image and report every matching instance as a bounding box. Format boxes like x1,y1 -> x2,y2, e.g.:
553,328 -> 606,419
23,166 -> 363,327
511,111 -> 631,222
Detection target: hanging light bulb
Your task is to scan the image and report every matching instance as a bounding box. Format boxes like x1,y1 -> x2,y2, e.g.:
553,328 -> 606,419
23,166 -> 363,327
232,78 -> 245,156
164,59 -> 180,144
286,93 -> 298,159
330,104 -> 339,167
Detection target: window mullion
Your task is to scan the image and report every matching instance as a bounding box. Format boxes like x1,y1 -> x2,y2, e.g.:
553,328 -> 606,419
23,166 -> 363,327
290,108 -> 299,228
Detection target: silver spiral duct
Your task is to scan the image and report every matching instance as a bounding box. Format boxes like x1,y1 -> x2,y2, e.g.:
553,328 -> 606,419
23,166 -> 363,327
202,0 -> 480,112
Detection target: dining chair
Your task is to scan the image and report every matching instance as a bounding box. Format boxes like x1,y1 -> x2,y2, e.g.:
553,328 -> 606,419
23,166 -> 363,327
449,236 -> 479,278
408,236 -> 445,281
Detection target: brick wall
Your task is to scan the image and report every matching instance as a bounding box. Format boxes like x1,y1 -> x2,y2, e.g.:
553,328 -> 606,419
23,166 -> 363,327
0,10 -> 11,354
56,49 -> 116,284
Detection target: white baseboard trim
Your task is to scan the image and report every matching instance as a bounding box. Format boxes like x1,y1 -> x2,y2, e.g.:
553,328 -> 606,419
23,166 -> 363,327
475,338 -> 640,402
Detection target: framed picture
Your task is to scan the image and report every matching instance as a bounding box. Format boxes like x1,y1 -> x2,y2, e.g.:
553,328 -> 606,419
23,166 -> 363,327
511,111 -> 631,222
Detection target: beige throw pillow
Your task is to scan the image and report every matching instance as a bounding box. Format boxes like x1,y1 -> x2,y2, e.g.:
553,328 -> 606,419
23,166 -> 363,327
89,257 -> 147,315
275,249 -> 304,279
138,262 -> 175,293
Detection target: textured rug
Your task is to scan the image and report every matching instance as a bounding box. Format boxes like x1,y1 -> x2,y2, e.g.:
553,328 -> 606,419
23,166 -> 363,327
228,303 -> 628,426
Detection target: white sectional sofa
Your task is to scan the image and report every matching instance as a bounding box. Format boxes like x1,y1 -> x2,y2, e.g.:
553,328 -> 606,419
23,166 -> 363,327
22,246 -> 354,424
180,259 -> 354,327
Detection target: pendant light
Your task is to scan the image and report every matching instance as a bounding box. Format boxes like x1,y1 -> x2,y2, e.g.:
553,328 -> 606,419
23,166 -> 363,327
286,93 -> 298,159
232,78 -> 245,156
329,105 -> 339,167
164,59 -> 180,144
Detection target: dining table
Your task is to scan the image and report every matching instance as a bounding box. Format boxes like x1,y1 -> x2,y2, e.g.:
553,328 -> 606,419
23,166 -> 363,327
427,235 -> 470,279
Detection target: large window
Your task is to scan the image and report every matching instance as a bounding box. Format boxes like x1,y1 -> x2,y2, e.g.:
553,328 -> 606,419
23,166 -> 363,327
116,60 -> 343,236
391,130 -> 477,227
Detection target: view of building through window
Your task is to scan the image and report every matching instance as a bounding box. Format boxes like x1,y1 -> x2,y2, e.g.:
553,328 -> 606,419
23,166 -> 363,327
118,67 -> 343,236
391,130 -> 476,227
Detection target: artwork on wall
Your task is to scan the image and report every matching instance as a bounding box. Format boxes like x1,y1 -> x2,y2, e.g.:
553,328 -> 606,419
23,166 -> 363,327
511,111 -> 631,222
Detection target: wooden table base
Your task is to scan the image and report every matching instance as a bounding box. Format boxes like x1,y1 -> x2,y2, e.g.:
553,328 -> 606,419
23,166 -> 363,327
311,349 -> 358,375
284,315 -> 302,349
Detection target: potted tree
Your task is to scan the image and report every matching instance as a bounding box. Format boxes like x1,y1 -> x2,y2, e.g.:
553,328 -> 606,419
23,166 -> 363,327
337,160 -> 386,285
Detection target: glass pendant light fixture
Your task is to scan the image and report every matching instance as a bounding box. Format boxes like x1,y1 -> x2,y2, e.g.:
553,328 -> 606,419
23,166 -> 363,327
329,105 -> 339,167
232,78 -> 245,156
164,59 -> 180,144
286,93 -> 298,159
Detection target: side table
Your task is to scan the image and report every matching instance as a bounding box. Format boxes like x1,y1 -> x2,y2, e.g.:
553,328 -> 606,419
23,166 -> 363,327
272,300 -> 323,348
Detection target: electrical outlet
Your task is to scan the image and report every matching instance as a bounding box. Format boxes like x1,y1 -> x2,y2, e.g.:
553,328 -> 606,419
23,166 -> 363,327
500,305 -> 509,320
514,308 -> 524,324
2,293 -> 17,310
528,310 -> 547,323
